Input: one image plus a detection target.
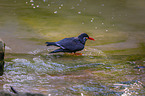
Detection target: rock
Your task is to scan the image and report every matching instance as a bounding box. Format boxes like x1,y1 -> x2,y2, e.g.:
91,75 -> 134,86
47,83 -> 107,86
0,91 -> 46,96
0,39 -> 5,76
0,40 -> 5,60
0,86 -> 46,96
0,91 -> 16,96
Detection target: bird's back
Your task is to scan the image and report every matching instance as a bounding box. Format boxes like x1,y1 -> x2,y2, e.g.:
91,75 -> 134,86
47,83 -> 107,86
56,37 -> 84,52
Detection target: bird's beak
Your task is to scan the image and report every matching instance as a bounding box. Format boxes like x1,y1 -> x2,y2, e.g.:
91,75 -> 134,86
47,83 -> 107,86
87,37 -> 95,41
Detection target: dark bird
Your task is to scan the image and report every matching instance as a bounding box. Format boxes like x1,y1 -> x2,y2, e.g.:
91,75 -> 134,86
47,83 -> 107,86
45,33 -> 95,54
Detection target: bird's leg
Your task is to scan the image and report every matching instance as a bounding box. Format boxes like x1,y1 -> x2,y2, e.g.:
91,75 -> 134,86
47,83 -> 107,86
70,52 -> 75,55
74,53 -> 82,56
73,52 -> 82,56
64,52 -> 74,55
65,52 -> 82,56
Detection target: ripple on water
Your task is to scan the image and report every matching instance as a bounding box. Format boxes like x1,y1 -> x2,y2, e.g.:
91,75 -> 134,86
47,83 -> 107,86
112,80 -> 144,96
3,56 -> 145,95
9,57 -> 103,75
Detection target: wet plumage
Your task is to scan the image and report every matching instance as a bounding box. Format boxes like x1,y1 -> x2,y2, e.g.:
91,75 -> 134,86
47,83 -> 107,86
45,33 -> 94,54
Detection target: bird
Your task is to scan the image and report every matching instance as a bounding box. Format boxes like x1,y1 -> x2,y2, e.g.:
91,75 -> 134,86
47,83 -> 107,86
45,33 -> 95,55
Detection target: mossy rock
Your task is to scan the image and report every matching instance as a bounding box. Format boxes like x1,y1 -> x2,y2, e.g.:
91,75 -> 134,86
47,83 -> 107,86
0,40 -> 5,76
0,41 -> 5,60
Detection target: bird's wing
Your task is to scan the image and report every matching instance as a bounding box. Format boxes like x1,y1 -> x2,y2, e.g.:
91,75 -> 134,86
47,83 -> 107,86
56,37 -> 83,51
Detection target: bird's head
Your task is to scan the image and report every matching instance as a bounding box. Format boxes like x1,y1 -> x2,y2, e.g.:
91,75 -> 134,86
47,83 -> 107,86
78,33 -> 95,44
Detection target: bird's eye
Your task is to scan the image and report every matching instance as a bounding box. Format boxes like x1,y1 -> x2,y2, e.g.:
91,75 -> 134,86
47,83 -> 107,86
83,37 -> 88,41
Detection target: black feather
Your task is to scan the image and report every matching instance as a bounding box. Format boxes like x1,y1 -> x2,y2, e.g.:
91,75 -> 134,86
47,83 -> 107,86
49,48 -> 67,53
45,33 -> 93,53
45,42 -> 56,46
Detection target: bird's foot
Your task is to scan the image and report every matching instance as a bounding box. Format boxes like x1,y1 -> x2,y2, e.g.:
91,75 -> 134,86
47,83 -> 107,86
74,53 -> 83,56
65,53 -> 83,56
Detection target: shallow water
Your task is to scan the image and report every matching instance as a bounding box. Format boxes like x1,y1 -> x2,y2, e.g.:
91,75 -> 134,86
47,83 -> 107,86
1,53 -> 145,96
0,0 -> 145,96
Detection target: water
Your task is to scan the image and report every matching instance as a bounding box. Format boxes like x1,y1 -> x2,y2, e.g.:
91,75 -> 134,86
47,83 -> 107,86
0,0 -> 145,95
2,54 -> 145,95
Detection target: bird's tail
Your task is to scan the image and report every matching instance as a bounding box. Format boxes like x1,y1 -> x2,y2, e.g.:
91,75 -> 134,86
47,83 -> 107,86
45,42 -> 56,46
49,48 -> 64,53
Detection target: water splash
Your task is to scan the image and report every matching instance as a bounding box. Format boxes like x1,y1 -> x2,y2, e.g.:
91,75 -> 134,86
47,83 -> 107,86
37,5 -> 39,8
78,11 -> 81,14
121,87 -> 138,96
54,11 -> 58,14
60,4 -> 63,7
101,4 -> 104,6
84,47 -> 107,57
91,18 -> 94,22
113,80 -> 144,96
48,4 -> 50,6
28,49 -> 45,55
9,56 -> 104,74
9,57 -> 68,74
30,0 -> 34,2
59,7 -> 61,9
31,3 -> 34,6
71,6 -> 75,9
